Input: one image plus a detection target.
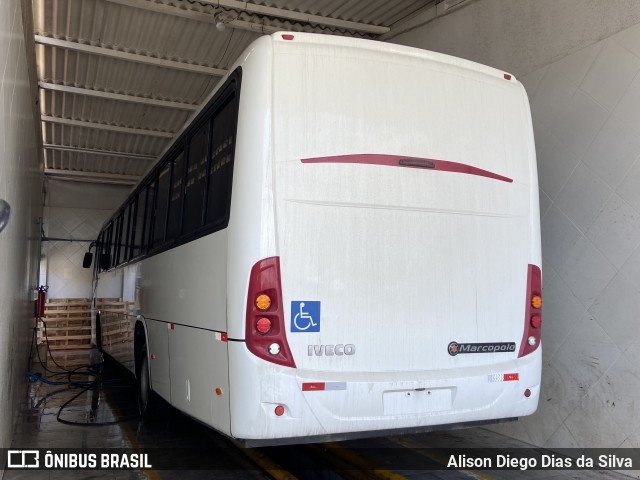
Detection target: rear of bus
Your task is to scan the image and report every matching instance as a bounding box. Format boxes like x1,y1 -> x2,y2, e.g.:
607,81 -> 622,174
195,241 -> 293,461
231,33 -> 541,444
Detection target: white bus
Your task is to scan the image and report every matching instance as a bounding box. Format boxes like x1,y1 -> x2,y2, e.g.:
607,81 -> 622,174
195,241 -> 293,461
87,32 -> 542,445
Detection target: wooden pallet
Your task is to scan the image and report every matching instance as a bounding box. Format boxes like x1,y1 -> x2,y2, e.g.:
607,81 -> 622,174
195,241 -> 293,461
39,298 -> 132,350
39,299 -> 93,349
97,299 -> 134,345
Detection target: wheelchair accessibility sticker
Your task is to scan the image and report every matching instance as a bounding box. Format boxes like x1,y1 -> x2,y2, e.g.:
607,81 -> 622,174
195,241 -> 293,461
291,301 -> 321,332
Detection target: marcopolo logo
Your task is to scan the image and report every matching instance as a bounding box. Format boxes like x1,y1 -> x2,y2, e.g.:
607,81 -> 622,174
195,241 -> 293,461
448,341 -> 516,356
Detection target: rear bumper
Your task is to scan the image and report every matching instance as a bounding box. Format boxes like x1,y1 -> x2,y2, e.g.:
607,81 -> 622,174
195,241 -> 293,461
228,342 -> 541,443
239,417 -> 518,447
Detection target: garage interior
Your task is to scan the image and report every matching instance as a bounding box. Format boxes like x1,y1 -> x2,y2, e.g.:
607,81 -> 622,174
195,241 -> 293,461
2,0 -> 640,477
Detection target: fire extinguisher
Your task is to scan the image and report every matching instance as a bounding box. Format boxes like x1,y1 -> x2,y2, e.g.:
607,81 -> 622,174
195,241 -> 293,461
36,285 -> 48,319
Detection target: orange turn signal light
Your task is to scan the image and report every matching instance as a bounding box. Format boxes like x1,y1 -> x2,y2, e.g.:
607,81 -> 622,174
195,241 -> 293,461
255,294 -> 272,311
531,295 -> 542,309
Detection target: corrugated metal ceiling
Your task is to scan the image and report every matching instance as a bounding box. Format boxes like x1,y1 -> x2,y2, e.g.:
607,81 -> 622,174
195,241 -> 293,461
29,0 -> 443,186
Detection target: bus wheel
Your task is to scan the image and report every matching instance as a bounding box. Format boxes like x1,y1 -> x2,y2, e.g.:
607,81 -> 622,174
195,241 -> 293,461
137,344 -> 156,418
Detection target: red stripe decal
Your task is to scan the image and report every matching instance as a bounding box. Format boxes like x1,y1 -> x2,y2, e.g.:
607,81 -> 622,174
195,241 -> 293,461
301,154 -> 512,183
504,373 -> 519,381
302,382 -> 325,391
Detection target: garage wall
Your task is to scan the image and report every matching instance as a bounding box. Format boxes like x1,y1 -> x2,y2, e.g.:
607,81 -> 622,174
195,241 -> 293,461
43,180 -> 130,299
390,0 -> 640,77
506,25 -> 640,450
392,0 -> 640,450
0,0 -> 43,454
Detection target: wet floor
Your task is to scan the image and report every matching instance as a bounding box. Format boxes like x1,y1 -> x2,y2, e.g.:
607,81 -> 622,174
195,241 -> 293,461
4,348 -> 635,479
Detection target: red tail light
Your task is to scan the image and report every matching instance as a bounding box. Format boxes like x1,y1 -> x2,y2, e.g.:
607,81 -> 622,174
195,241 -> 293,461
245,257 -> 296,368
518,264 -> 542,358
256,317 -> 272,334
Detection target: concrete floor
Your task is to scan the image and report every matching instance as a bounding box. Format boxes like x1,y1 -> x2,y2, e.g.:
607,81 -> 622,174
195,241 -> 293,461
3,348 -> 636,480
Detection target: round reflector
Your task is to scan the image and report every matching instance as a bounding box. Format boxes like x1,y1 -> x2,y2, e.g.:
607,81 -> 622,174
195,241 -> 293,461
275,405 -> 285,416
530,315 -> 542,329
524,388 -> 531,398
531,295 -> 542,309
255,294 -> 271,311
256,317 -> 272,334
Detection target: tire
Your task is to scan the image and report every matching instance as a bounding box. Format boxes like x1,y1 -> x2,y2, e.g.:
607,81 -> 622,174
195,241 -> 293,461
137,344 -> 156,418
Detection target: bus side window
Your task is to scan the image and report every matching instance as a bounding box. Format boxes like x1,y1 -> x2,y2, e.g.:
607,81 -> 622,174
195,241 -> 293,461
166,151 -> 185,241
103,222 -> 113,271
131,190 -> 146,259
119,204 -> 131,265
111,214 -> 122,268
144,180 -> 157,253
206,95 -> 235,228
130,196 -> 143,259
153,164 -> 171,248
184,121 -> 209,235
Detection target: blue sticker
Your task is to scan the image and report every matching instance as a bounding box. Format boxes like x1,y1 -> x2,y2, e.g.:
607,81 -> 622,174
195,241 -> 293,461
291,301 -> 321,332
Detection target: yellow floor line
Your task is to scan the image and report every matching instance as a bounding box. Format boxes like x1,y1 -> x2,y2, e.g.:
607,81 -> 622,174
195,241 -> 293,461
323,442 -> 409,480
305,444 -> 378,480
388,436 -> 495,480
238,447 -> 299,480
101,389 -> 160,480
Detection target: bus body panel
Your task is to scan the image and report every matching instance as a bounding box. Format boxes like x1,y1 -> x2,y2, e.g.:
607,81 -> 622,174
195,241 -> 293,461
96,222 -> 232,432
226,36 -> 275,341
145,318 -> 171,402
271,36 -> 539,374
140,232 -> 231,434
169,324 -> 231,434
140,233 -> 228,332
228,339 -> 540,441
230,34 -> 540,441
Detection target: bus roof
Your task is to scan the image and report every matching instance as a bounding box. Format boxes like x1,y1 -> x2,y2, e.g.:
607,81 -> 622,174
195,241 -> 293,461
270,32 -> 517,84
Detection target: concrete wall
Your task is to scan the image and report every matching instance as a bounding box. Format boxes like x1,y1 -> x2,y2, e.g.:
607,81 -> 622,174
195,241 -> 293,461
392,0 -> 640,450
504,24 -> 640,451
0,0 -> 43,455
390,0 -> 640,77
42,180 -> 130,299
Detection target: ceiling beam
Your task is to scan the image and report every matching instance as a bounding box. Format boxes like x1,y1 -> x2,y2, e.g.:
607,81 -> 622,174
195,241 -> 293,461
43,144 -> 157,160
45,169 -> 140,185
39,82 -> 198,111
378,0 -> 473,41
106,0 -> 278,34
34,35 -> 228,76
41,115 -> 175,138
201,0 -> 390,34
106,0 -> 389,35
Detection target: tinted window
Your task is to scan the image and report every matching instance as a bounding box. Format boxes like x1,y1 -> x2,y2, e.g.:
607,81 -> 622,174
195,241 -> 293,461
111,215 -> 121,267
101,223 -> 113,272
166,152 -> 184,240
153,164 -> 171,247
119,205 -> 131,265
106,225 -> 113,271
96,71 -> 240,268
206,94 -> 236,227
144,180 -> 156,252
184,122 -> 209,234
131,196 -> 145,259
